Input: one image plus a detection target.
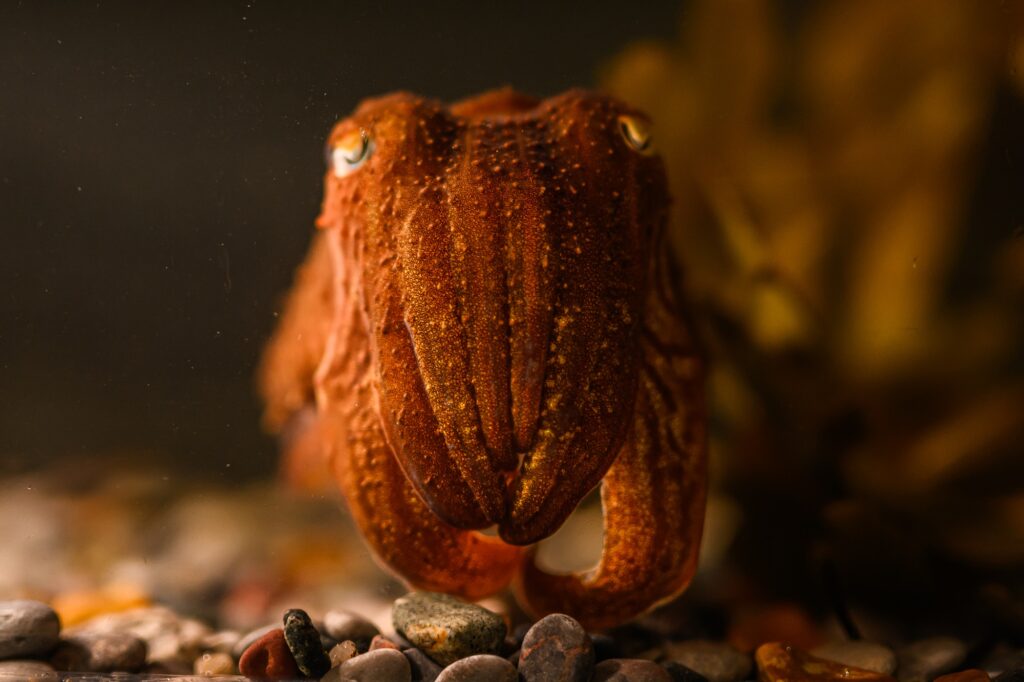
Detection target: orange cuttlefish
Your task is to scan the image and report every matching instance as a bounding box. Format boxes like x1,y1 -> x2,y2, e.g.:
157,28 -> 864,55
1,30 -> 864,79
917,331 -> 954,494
259,88 -> 707,630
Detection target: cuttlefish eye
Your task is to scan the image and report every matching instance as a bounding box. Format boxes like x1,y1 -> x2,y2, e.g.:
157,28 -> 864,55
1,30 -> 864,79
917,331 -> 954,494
330,129 -> 374,178
617,115 -> 653,155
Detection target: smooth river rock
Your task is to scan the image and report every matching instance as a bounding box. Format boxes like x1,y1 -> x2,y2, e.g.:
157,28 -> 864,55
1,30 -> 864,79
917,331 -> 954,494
0,600 -> 61,659
392,592 -> 505,666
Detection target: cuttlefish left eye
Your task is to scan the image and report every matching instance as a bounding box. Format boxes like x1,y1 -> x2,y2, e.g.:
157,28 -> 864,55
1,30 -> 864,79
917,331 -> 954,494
330,129 -> 374,178
617,115 -> 653,155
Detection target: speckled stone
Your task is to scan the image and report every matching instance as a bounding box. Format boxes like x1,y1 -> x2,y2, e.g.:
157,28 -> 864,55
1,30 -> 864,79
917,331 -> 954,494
0,659 -> 56,681
812,641 -> 898,675
436,654 -> 517,682
50,632 -> 147,672
594,658 -> 674,681
405,647 -> 443,682
283,608 -> 331,678
392,592 -> 506,666
336,648 -> 412,682
0,600 -> 61,659
237,627 -> 300,680
518,613 -> 594,682
193,651 -> 235,676
330,640 -> 359,667
664,640 -> 752,682
663,661 -> 710,682
898,637 -> 968,682
323,609 -> 381,651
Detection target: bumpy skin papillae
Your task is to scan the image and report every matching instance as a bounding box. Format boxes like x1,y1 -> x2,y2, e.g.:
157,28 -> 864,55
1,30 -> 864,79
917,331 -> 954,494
259,88 -> 707,626
516,247 -> 707,630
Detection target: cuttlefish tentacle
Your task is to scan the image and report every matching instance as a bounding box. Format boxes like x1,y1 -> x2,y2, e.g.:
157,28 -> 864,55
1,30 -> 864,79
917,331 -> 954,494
515,248 -> 707,631
331,407 -> 523,600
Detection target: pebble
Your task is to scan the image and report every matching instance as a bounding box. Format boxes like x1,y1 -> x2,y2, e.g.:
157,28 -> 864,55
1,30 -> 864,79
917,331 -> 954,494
593,658 -> 674,681
933,671 -> 992,682
664,640 -> 752,682
405,647 -> 443,682
237,627 -> 300,680
995,670 -> 1024,682
897,637 -> 968,682
69,605 -> 211,671
324,609 -> 381,650
330,640 -> 359,667
194,651 -> 235,676
392,592 -> 506,666
663,661 -> 711,682
233,622 -> 277,659
436,653 -> 517,682
335,648 -> 412,682
283,608 -> 331,678
372,634 -> 402,650
812,640 -> 898,675
0,659 -> 56,681
756,642 -> 895,681
0,600 -> 61,659
200,629 -> 242,654
50,632 -> 147,672
518,613 -> 595,682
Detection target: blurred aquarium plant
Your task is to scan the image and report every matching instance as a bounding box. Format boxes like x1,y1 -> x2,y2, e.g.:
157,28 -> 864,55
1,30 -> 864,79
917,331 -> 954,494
601,0 -> 1024,636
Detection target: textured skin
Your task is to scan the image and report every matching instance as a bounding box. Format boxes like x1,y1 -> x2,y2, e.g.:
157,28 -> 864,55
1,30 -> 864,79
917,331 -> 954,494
259,88 -> 707,628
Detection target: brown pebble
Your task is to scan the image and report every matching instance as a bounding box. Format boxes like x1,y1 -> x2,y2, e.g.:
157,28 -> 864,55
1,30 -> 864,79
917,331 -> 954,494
330,640 -> 359,667
238,627 -> 301,680
594,658 -> 674,681
372,634 -> 401,650
194,651 -> 235,676
756,642 -> 896,682
934,671 -> 991,682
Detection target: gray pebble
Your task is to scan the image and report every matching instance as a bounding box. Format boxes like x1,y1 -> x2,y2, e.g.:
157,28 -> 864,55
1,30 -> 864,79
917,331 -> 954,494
336,648 -> 412,682
663,640 -> 752,682
392,592 -> 506,666
50,632 -> 147,673
812,640 -> 897,675
0,659 -> 56,681
0,600 -> 61,659
897,636 -> 968,682
324,610 -> 381,650
405,647 -> 443,682
436,654 -> 517,682
518,613 -> 594,682
594,658 -> 674,681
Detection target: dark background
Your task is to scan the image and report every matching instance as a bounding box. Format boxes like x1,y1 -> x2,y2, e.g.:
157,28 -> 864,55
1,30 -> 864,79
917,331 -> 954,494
0,1 -> 684,477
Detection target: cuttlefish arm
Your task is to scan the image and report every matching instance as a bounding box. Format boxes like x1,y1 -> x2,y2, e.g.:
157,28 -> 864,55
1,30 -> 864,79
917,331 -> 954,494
516,249 -> 707,630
